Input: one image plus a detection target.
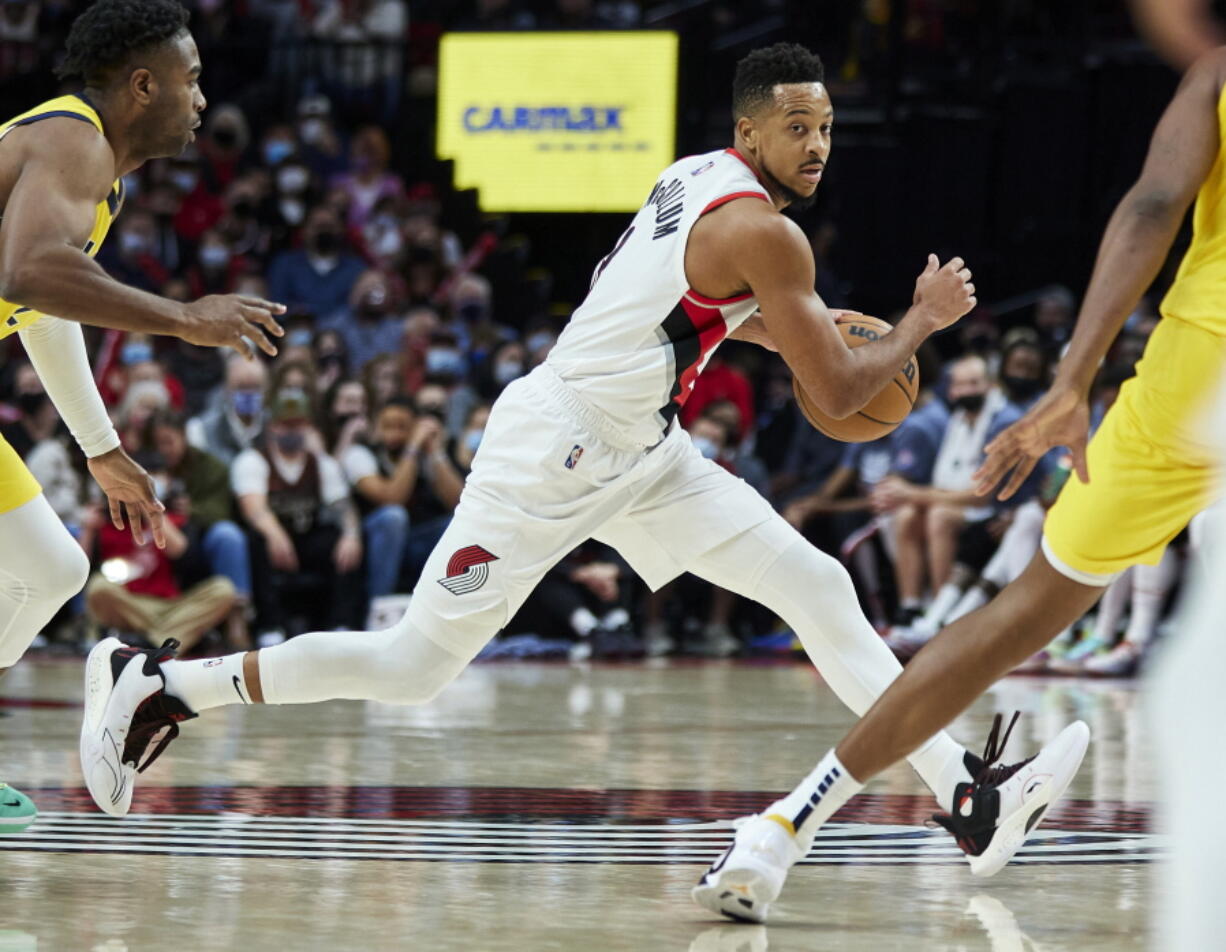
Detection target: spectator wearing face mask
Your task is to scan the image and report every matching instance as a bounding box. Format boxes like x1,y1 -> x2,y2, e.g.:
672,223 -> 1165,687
233,388 -> 365,644
1,363 -> 58,461
341,395 -> 465,597
308,328 -> 350,395
453,402 -> 489,472
186,354 -> 269,466
170,144 -> 226,243
198,104 -> 250,193
100,209 -> 170,293
320,377 -> 370,463
296,95 -> 347,180
149,409 -> 253,650
871,354 -> 1017,625
267,206 -> 366,321
330,126 -> 405,230
187,228 -> 245,298
420,334 -> 477,437
319,269 -> 404,373
82,451 -> 237,655
477,339 -> 527,401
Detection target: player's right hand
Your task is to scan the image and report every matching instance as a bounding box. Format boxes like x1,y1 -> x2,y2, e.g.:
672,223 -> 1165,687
181,295 -> 286,358
974,385 -> 1091,501
912,254 -> 976,332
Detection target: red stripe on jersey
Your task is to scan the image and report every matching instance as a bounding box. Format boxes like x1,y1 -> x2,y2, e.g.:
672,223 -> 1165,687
685,286 -> 755,306
700,190 -> 768,216
723,148 -> 766,186
673,296 -> 731,409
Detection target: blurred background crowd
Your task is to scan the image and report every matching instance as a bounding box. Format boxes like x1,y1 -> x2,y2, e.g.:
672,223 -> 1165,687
0,0 -> 1210,675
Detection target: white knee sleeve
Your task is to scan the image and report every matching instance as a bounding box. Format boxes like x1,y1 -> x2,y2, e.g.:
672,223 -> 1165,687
0,495 -> 89,668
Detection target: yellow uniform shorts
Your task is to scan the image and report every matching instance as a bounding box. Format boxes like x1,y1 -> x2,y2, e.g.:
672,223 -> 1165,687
1044,316 -> 1226,582
0,435 -> 40,515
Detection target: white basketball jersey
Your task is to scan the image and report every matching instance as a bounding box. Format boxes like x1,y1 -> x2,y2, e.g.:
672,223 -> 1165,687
546,148 -> 771,446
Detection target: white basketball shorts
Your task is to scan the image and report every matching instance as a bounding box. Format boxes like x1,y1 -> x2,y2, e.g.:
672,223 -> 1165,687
404,363 -> 776,656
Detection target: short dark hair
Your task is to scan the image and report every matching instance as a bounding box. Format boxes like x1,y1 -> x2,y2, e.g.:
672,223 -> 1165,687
56,0 -> 191,87
732,43 -> 825,120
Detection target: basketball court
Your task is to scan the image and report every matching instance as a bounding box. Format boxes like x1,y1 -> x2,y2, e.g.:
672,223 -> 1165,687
0,657 -> 1155,949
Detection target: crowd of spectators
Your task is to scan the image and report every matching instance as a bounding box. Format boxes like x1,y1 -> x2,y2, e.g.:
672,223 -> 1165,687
0,1 -> 1197,675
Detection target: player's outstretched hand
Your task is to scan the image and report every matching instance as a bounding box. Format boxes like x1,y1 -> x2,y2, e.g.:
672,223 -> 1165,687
974,386 -> 1091,501
87,447 -> 167,549
181,295 -> 286,358
912,254 -> 976,332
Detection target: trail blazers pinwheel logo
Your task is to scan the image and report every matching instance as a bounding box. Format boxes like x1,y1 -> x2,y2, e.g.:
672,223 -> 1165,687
438,545 -> 499,595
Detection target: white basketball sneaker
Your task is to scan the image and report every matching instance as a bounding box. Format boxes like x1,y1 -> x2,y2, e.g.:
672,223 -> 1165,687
80,637 -> 196,817
691,814 -> 809,923
931,713 -> 1091,877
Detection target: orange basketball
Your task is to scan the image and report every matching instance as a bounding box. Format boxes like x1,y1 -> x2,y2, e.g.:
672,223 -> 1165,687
793,315 -> 919,442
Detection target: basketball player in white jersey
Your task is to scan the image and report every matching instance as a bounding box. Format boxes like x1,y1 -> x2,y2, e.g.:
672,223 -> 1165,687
82,43 -> 1086,917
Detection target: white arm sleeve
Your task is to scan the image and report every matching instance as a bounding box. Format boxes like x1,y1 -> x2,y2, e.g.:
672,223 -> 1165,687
18,317 -> 120,459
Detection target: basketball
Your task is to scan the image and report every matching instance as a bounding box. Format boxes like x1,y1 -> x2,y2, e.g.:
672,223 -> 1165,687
793,315 -> 919,442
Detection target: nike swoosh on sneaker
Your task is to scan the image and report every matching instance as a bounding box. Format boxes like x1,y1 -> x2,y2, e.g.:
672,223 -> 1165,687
1023,778 -> 1045,798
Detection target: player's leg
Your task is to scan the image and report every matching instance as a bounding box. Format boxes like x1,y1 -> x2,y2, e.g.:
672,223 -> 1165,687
79,370 -> 651,814
0,493 -> 91,832
685,517 -> 973,806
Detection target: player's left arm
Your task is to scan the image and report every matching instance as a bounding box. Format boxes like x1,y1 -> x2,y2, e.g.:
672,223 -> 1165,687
976,51 -> 1226,499
19,316 -> 166,547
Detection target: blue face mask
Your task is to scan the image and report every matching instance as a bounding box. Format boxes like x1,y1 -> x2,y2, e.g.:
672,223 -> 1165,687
464,429 -> 483,453
493,361 -> 523,386
692,436 -> 720,460
263,140 -> 294,167
274,430 -> 306,454
286,329 -> 314,349
425,348 -> 466,378
122,343 -> 154,366
231,389 -> 263,418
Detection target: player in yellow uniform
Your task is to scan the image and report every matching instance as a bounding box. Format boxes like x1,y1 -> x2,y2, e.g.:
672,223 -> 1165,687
698,47 -> 1226,916
0,0 -> 284,832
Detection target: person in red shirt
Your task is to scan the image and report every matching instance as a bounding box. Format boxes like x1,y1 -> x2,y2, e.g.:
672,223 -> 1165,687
82,451 -> 235,654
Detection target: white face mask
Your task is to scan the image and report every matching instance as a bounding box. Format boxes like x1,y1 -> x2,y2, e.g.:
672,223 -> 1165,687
299,118 -> 327,144
277,165 -> 310,194
279,198 -> 305,226
493,361 -> 523,386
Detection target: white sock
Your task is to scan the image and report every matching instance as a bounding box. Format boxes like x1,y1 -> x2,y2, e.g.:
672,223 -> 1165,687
1093,570 -> 1132,642
907,731 -> 973,812
901,597 -> 923,611
923,582 -> 963,628
764,749 -> 863,842
1125,552 -> 1178,647
161,653 -> 251,713
569,607 -> 599,638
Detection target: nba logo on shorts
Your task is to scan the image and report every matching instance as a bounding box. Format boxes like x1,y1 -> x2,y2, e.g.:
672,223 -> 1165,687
564,444 -> 584,470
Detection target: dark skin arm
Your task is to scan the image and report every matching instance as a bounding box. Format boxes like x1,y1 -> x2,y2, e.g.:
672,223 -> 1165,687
687,199 -> 975,420
0,118 -> 283,356
975,50 -> 1226,499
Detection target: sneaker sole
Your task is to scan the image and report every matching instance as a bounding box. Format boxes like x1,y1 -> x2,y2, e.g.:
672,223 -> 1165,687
0,812 -> 37,834
691,866 -> 779,924
968,720 -> 1091,877
79,638 -> 133,818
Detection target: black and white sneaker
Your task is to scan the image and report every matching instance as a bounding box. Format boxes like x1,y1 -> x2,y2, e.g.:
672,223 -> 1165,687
932,712 -> 1090,877
79,637 -> 196,817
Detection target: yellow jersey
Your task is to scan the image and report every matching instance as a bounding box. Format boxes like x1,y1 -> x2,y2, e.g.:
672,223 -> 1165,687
1161,84 -> 1226,337
0,93 -> 124,340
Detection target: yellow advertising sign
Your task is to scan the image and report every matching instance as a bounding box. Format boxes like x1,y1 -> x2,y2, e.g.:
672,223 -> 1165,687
437,32 -> 679,212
